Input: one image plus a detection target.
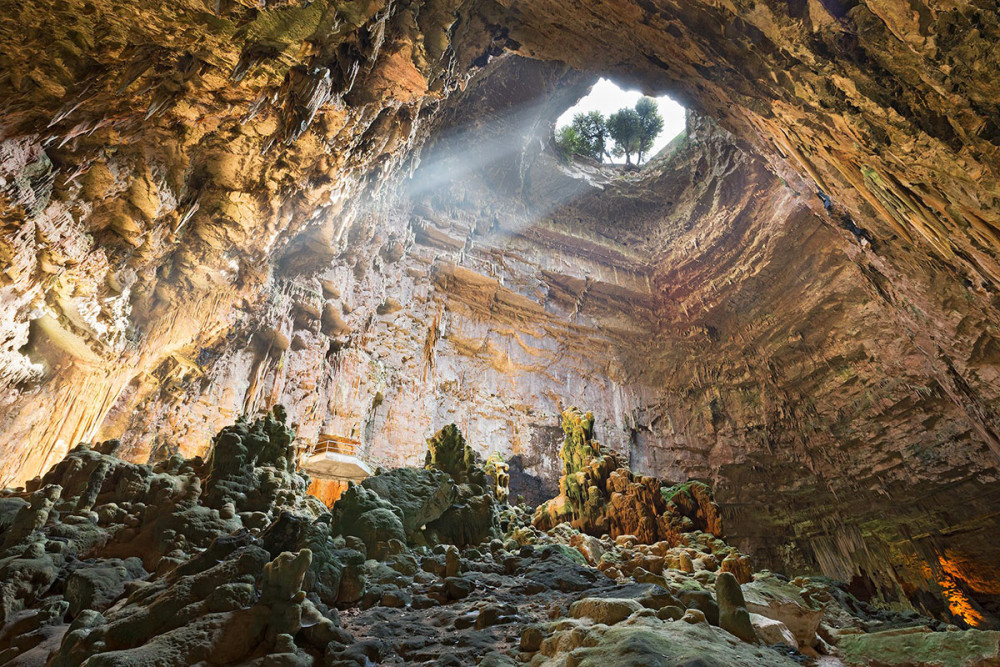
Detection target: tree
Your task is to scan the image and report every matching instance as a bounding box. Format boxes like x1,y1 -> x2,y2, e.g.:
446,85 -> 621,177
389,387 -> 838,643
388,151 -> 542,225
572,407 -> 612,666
555,125 -> 588,158
608,98 -> 664,165
557,96 -> 665,166
608,107 -> 642,166
634,97 -> 664,164
571,111 -> 610,161
556,111 -> 610,161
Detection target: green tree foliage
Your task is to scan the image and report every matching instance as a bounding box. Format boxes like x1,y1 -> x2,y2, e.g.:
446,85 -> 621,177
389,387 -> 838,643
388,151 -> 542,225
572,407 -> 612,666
608,107 -> 642,166
556,111 -> 610,161
609,97 -> 664,165
635,97 -> 664,164
555,125 -> 587,159
571,111 -> 610,161
558,95 -> 666,166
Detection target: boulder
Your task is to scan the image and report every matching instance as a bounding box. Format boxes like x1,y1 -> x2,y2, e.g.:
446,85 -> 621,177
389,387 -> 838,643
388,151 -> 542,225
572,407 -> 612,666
425,493 -> 499,548
64,558 -> 146,616
570,597 -> 643,625
330,484 -> 406,557
589,582 -> 680,611
682,608 -> 708,624
570,533 -> 606,565
523,550 -> 600,592
351,509 -> 407,559
720,552 -> 752,584
743,572 -> 824,649
838,627 -> 1000,666
361,468 -> 456,537
444,545 -> 460,577
677,588 -> 719,626
537,617 -> 801,666
521,625 -> 545,652
750,613 -> 797,648
444,576 -> 473,599
658,605 -> 685,620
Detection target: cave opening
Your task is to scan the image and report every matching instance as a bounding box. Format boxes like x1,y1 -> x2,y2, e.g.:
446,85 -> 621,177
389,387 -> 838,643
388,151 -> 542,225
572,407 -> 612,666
555,77 -> 687,165
3,0 -> 1000,662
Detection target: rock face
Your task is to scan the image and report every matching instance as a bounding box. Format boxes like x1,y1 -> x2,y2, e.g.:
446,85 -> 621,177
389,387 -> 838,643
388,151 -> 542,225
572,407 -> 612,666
3,0 -> 1000,632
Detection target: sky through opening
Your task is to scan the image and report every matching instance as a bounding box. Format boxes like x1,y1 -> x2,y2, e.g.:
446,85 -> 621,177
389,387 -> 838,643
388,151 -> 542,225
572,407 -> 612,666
556,78 -> 686,163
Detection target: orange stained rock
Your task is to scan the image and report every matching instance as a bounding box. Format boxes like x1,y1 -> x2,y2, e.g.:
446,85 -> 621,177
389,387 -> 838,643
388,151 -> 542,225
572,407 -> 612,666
307,478 -> 350,507
938,574 -> 985,628
922,554 -> 988,628
938,551 -> 1000,596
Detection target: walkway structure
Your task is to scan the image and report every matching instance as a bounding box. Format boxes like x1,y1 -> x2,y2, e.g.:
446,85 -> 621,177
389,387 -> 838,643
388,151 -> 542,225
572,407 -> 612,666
298,434 -> 374,484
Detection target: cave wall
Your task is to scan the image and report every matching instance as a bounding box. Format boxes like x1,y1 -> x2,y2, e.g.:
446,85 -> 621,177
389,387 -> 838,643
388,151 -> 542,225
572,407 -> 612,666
0,0 -> 496,483
393,73 -> 1000,622
84,57 -> 658,506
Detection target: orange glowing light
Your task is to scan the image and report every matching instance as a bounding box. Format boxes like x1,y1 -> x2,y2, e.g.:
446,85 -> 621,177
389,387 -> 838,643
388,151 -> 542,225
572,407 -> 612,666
307,478 -> 349,507
938,576 -> 984,627
937,551 -> 1000,595
934,554 -> 986,627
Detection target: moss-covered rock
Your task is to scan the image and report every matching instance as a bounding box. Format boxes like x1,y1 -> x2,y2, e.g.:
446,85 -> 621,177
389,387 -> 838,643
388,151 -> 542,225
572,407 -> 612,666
660,480 -> 724,538
64,558 -> 146,616
5,411 -> 993,667
838,627 -> 1000,666
424,424 -> 480,484
483,451 -> 510,503
203,406 -> 306,514
569,597 -> 643,625
361,467 -> 456,537
533,407 -> 724,546
533,616 -> 800,666
424,492 -> 499,548
716,571 -> 759,644
742,571 -> 825,650
330,484 -> 406,558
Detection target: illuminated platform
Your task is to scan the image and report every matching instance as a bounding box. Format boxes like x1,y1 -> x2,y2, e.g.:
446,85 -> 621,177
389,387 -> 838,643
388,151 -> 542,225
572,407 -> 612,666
299,435 -> 373,483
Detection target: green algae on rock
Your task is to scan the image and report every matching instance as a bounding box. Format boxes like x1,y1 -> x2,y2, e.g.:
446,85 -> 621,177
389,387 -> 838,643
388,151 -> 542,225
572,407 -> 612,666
534,407 -> 725,546
424,423 -> 482,485
838,627 -> 1000,667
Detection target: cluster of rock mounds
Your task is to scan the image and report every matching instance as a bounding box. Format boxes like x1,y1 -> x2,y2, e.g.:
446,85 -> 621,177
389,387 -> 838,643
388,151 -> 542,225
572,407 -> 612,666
533,408 -> 724,545
332,423 -> 504,556
0,408 -> 505,665
0,406 -> 998,666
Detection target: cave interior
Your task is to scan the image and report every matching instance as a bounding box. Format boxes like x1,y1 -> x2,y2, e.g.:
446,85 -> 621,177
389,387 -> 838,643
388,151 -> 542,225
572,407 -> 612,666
3,0 -> 1000,664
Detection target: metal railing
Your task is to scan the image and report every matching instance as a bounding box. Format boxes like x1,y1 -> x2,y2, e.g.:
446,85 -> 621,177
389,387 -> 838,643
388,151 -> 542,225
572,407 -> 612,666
296,433 -> 393,475
313,434 -> 362,456
297,434 -> 361,459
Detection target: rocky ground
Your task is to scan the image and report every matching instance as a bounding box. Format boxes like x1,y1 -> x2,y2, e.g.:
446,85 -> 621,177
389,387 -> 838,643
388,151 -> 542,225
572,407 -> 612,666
0,406 -> 997,666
